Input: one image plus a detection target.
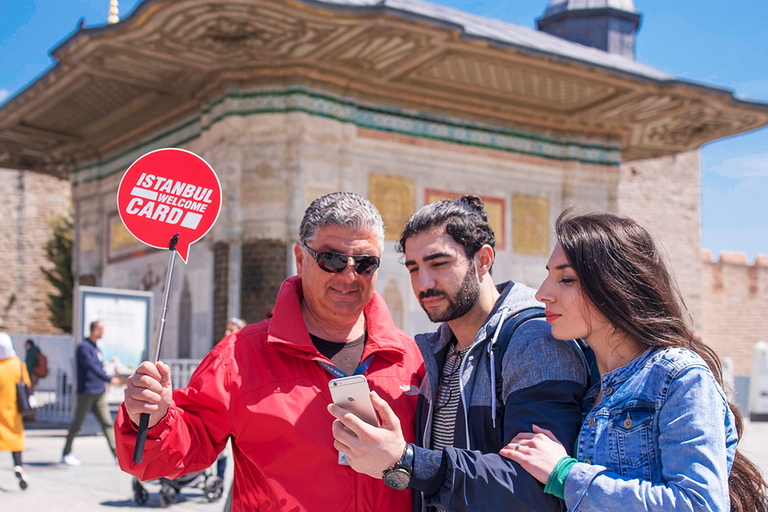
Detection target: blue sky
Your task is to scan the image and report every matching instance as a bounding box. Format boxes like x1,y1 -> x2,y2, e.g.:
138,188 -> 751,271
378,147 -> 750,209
2,0 -> 767,261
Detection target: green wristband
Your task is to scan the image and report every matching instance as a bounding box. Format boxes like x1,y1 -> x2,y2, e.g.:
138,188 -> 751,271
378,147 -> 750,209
543,456 -> 578,499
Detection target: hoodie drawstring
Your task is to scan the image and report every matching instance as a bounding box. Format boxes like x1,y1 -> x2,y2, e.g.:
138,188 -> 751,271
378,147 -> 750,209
488,308 -> 509,429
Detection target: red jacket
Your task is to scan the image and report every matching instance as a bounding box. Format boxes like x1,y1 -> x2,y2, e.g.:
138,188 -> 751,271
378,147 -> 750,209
115,276 -> 424,512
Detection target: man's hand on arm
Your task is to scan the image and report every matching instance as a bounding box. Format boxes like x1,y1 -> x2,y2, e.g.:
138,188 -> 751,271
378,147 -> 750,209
328,390 -> 406,479
124,361 -> 173,428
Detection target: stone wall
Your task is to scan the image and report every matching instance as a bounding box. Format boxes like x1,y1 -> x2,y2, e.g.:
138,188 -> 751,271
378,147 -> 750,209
702,251 -> 768,377
618,150 -> 703,326
349,122 -> 621,337
71,105 -> 622,344
11,108 -> 718,358
0,168 -> 72,334
65,111 -> 768,378
213,241 -> 229,348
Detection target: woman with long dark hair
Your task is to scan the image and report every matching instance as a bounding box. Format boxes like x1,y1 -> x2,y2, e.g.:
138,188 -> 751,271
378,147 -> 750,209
501,211 -> 766,511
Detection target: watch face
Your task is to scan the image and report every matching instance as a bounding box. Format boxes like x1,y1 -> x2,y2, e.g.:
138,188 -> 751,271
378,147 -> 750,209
384,469 -> 410,490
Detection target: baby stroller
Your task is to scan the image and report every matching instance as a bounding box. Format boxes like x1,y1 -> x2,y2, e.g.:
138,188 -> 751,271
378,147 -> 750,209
132,467 -> 224,508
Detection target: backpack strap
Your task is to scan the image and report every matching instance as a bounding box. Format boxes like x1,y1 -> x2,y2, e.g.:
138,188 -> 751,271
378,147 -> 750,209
492,309 -> 599,405
491,307 -> 546,405
576,338 -> 600,392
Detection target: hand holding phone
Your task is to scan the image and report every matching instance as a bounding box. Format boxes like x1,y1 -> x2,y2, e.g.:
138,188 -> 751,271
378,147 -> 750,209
329,374 -> 380,427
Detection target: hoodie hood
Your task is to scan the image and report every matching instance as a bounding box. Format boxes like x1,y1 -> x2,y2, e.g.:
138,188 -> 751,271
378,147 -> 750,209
417,280 -> 543,357
480,281 -> 545,344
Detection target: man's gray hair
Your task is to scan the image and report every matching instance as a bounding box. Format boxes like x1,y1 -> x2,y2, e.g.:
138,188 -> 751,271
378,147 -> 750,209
299,192 -> 384,251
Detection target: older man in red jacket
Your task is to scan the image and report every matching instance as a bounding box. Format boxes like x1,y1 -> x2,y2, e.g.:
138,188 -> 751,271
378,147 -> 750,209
115,192 -> 424,512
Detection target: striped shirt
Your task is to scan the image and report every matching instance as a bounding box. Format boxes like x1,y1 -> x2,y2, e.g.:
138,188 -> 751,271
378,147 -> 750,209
430,343 -> 471,451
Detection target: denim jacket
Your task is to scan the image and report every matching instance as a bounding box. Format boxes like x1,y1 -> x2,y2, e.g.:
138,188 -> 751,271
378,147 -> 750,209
564,347 -> 737,512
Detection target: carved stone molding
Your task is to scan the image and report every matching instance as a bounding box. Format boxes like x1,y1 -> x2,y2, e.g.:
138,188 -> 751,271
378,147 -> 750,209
133,4 -> 345,64
27,76 -> 150,136
413,52 -> 617,111
598,94 -> 691,123
322,27 -> 437,77
642,107 -> 760,149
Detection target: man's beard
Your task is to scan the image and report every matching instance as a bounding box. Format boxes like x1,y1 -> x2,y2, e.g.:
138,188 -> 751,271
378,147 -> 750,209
419,262 -> 480,323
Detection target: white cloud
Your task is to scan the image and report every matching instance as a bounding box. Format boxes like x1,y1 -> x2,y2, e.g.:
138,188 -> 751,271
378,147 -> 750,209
709,152 -> 768,178
0,89 -> 8,104
732,79 -> 768,102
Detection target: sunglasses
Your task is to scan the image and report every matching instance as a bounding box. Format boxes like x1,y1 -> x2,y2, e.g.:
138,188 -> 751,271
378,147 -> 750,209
302,243 -> 380,276
435,353 -> 462,412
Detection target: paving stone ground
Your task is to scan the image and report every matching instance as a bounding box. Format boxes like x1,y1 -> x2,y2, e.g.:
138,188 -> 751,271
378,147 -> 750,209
0,423 -> 232,510
2,418 -> 767,509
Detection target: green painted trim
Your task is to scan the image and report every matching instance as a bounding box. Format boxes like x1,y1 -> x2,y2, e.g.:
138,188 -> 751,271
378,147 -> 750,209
211,86 -> 615,151
71,84 -> 620,185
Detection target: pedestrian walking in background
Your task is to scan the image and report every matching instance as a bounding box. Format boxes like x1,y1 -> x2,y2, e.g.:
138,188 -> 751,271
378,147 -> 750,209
0,332 -> 30,490
61,320 -> 121,466
24,339 -> 41,391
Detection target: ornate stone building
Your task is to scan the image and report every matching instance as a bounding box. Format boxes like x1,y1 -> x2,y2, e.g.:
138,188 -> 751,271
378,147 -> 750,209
1,1 -> 767,381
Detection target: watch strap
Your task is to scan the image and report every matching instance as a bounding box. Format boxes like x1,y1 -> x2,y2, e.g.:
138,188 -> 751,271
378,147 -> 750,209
385,442 -> 414,475
382,443 -> 414,490
399,443 -> 414,471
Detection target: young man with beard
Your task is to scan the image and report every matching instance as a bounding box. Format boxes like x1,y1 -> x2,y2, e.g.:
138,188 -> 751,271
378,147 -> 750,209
329,195 -> 588,511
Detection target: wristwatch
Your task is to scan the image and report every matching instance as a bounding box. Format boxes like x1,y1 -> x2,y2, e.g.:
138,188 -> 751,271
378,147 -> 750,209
383,443 -> 414,490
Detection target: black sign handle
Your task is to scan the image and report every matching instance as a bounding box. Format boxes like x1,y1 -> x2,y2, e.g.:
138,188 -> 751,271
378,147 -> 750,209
133,234 -> 179,463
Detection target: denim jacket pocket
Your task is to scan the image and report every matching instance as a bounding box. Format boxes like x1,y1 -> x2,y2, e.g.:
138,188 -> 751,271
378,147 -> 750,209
608,401 -> 656,481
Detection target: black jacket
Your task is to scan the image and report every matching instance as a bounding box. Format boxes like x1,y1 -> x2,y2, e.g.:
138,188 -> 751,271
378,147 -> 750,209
76,338 -> 112,394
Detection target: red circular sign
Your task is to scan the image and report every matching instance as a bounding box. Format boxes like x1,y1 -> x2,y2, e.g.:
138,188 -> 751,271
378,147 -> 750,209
116,148 -> 221,263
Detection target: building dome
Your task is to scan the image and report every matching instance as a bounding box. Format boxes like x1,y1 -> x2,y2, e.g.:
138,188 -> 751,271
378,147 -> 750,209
543,0 -> 638,17
538,0 -> 641,59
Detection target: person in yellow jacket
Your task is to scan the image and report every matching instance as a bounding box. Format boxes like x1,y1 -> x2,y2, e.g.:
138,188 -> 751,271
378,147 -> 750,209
0,332 -> 30,490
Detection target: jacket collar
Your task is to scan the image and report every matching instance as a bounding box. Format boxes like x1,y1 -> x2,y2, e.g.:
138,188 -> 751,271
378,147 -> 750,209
266,276 -> 408,366
599,346 -> 656,390
417,280 -> 542,357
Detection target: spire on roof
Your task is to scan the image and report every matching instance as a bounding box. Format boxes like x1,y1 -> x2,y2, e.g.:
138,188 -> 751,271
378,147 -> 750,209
108,0 -> 119,24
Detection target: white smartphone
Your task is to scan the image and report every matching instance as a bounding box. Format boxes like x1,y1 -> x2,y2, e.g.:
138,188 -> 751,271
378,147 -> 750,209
329,374 -> 380,427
